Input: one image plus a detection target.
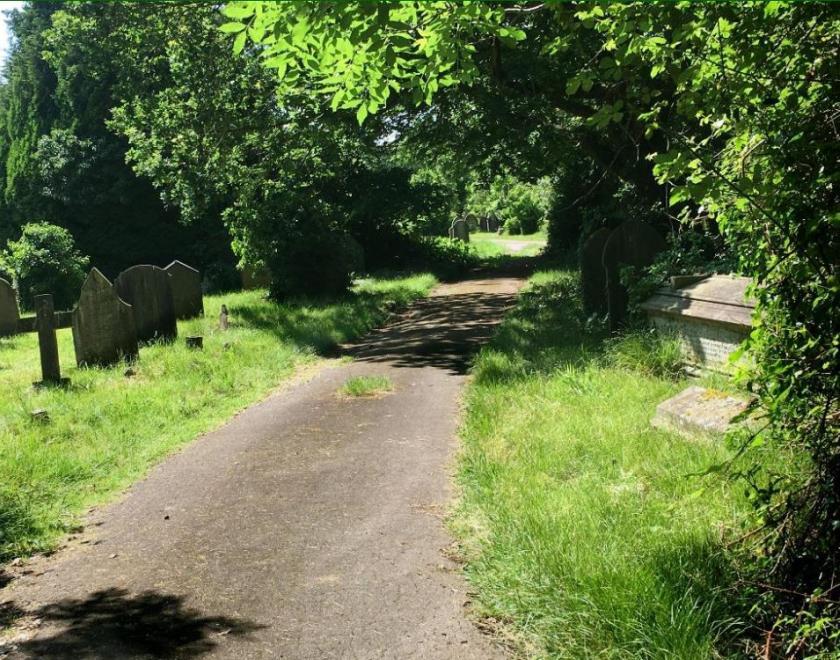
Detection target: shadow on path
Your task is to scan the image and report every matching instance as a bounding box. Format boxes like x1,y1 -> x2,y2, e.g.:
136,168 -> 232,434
2,588 -> 263,659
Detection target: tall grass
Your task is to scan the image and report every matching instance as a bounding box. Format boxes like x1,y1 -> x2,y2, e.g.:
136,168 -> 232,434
0,273 -> 435,562
453,270 -> 755,658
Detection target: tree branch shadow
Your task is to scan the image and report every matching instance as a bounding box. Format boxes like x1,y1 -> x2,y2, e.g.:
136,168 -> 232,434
2,588 -> 264,658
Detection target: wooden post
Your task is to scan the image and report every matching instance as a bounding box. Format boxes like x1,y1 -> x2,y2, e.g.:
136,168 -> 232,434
35,294 -> 63,385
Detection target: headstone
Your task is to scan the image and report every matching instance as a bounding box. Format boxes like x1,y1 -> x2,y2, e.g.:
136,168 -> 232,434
448,218 -> 470,242
186,336 -> 203,350
164,260 -> 204,319
34,294 -> 63,385
579,228 -> 612,315
219,305 -> 229,331
651,386 -> 753,438
601,220 -> 666,330
114,265 -> 178,343
463,213 -> 479,231
72,268 -> 139,367
481,214 -> 500,233
0,278 -> 19,338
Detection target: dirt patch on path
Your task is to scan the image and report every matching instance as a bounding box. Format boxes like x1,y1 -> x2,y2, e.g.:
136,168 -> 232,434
1,275 -> 525,659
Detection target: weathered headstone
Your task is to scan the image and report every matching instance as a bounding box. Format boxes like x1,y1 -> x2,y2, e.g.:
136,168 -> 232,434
114,265 -> 178,343
0,278 -> 19,338
164,260 -> 204,320
34,294 -> 64,386
72,268 -> 139,367
601,220 -> 666,330
652,385 -> 753,438
579,228 -> 612,315
219,305 -> 229,331
448,218 -> 470,242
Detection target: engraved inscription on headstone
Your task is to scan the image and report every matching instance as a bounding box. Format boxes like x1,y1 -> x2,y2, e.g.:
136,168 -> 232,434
72,268 -> 139,367
114,265 -> 178,343
165,260 -> 204,320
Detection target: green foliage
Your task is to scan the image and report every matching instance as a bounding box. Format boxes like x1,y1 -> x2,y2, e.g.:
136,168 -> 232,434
406,236 -> 477,281
605,328 -> 684,381
4,221 -> 89,310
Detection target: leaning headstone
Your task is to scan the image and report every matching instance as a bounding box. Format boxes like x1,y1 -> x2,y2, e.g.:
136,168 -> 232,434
448,218 -> 470,242
580,228 -> 612,315
72,268 -> 139,367
164,260 -> 204,320
0,278 -> 19,338
114,265 -> 177,343
601,220 -> 666,330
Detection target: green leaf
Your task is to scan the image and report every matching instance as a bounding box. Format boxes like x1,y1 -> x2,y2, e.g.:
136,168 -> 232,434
233,30 -> 247,55
356,104 -> 368,125
219,22 -> 246,34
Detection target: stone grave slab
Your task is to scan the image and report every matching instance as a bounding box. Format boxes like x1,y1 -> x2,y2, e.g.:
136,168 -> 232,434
165,260 -> 204,319
73,268 -> 139,366
651,385 -> 752,438
580,228 -> 611,315
602,220 -> 666,329
114,265 -> 177,343
0,277 -> 19,338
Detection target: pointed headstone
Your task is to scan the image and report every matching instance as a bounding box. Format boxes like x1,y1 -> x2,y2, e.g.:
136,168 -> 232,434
580,228 -> 612,315
602,220 -> 667,330
72,268 -> 139,366
114,265 -> 177,343
164,260 -> 204,320
0,277 -> 18,338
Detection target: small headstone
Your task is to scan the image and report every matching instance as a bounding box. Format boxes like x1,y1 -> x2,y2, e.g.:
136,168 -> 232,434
186,336 -> 203,350
219,305 -> 229,331
114,265 -> 178,343
652,386 -> 753,438
579,228 -> 612,315
72,268 -> 139,367
601,220 -> 666,330
448,218 -> 470,243
30,409 -> 50,424
164,260 -> 204,320
0,278 -> 19,338
34,294 -> 65,386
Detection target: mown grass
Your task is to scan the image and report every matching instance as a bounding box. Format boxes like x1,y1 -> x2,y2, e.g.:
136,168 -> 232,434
471,231 -> 546,259
0,273 -> 436,563
341,375 -> 393,397
453,269 -> 757,658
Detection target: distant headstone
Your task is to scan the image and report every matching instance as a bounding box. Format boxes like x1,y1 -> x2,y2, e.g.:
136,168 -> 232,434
72,268 -> 139,367
601,221 -> 666,330
481,214 -> 500,233
0,278 -> 19,338
114,265 -> 178,343
219,304 -> 229,331
164,260 -> 204,320
580,228 -> 612,315
448,218 -> 470,242
463,213 -> 479,231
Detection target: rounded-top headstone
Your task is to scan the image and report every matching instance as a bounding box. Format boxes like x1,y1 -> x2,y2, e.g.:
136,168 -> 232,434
114,265 -> 178,343
164,260 -> 204,320
73,268 -> 138,366
580,228 -> 612,315
0,278 -> 19,338
602,220 -> 667,329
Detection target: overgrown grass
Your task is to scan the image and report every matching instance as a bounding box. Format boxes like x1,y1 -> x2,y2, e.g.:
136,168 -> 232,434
0,273 -> 436,562
340,375 -> 393,397
453,269 -> 757,658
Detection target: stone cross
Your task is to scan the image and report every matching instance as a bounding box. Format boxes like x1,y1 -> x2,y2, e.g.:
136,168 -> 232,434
0,277 -> 19,338
72,268 -> 139,367
34,294 -> 63,385
164,260 -> 204,320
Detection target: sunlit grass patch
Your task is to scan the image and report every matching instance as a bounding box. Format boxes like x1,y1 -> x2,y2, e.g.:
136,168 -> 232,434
340,375 -> 393,397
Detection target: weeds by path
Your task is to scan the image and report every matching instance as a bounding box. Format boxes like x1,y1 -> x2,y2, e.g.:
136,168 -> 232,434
452,269 -> 759,658
0,273 -> 435,563
341,375 -> 393,397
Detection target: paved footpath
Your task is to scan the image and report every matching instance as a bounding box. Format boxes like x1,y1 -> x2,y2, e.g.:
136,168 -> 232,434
0,275 -> 524,659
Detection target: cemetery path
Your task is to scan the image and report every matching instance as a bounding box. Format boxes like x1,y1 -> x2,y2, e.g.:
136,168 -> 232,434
0,274 -> 525,659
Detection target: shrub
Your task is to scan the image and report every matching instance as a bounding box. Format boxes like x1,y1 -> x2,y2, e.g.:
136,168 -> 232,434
502,182 -> 546,235
4,222 -> 90,310
406,236 -> 477,281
